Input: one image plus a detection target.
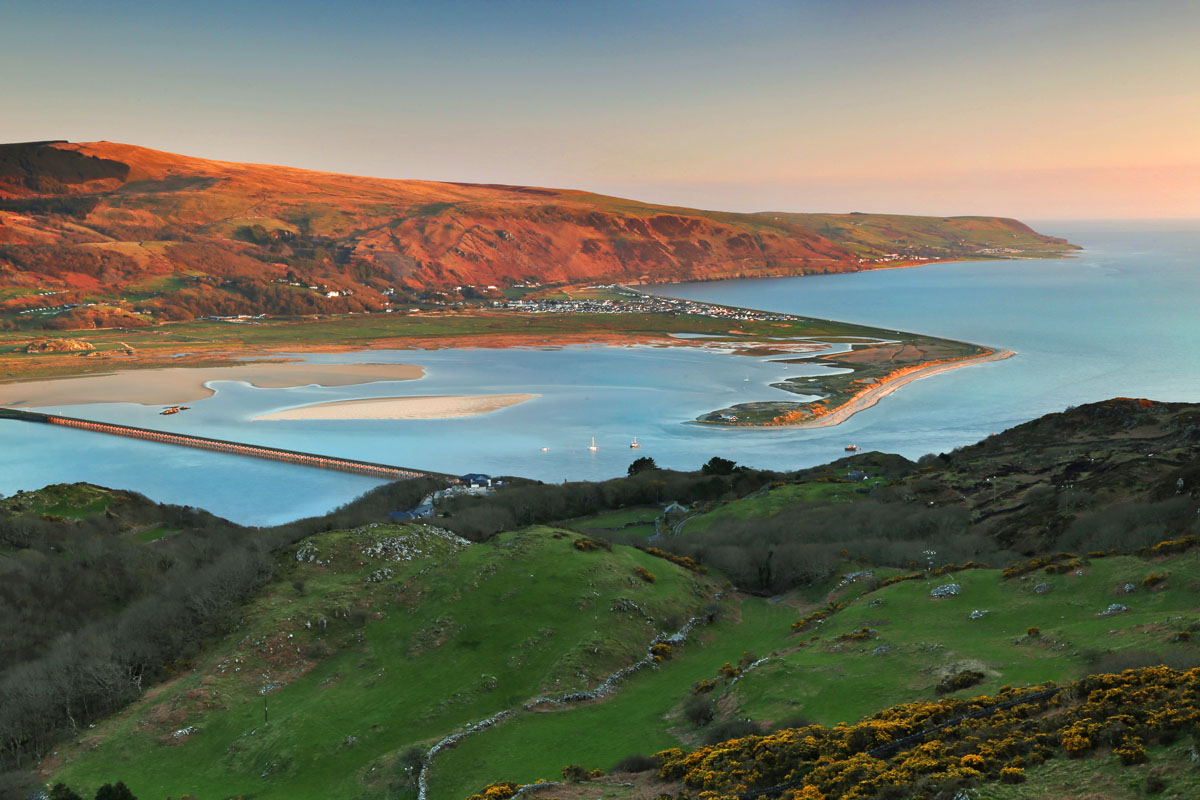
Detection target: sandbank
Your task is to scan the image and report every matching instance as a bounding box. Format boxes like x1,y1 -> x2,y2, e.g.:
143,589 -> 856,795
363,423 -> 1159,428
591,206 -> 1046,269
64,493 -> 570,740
0,362 -> 424,408
785,349 -> 1016,429
253,393 -> 538,421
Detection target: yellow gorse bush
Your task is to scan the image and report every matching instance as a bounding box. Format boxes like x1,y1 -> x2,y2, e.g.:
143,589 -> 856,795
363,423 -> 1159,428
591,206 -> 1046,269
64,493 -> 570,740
649,667 -> 1200,800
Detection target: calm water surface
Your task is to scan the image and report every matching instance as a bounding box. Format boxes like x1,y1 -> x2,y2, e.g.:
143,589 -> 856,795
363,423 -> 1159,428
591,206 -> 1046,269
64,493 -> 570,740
2,222 -> 1196,524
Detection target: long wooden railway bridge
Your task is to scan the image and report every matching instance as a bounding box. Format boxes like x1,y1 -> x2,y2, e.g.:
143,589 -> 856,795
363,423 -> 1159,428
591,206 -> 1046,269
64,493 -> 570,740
0,408 -> 457,482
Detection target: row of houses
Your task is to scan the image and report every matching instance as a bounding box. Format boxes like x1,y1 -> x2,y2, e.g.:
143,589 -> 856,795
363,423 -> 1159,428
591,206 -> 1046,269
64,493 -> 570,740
497,290 -> 794,323
387,473 -> 496,520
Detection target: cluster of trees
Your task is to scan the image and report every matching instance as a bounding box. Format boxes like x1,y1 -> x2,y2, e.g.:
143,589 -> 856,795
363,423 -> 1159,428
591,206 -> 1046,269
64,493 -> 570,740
436,464 -> 781,541
44,780 -> 135,800
43,307 -> 151,330
660,497 -> 987,595
0,196 -> 102,218
0,245 -> 139,281
147,281 -> 381,321
1058,496 -> 1198,553
0,477 -> 442,789
0,230 -> 395,329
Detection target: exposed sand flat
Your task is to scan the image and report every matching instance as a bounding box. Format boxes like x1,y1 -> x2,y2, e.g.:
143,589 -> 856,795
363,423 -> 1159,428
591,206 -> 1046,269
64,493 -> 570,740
785,350 -> 1016,429
253,393 -> 538,421
0,362 -> 424,407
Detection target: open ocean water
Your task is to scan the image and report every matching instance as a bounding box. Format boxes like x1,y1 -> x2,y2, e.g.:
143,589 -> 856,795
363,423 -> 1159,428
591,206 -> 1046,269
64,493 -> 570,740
2,221 -> 1196,524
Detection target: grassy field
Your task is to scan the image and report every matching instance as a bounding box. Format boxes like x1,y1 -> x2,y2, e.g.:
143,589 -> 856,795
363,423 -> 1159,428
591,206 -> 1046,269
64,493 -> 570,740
430,596 -> 796,799
567,507 -> 663,534
778,213 -> 1079,262
48,524 -> 724,800
974,742 -> 1200,800
436,549 -> 1200,798
45,509 -> 1200,800
724,551 -> 1200,727
679,480 -> 877,534
0,482 -> 122,519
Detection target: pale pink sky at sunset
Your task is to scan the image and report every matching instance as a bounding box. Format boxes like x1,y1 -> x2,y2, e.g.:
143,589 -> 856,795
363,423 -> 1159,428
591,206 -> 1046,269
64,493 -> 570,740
3,0 -> 1197,218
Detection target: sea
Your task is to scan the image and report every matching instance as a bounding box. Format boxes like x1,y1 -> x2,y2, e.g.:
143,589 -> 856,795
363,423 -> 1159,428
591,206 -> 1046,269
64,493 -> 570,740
2,221 -> 1196,525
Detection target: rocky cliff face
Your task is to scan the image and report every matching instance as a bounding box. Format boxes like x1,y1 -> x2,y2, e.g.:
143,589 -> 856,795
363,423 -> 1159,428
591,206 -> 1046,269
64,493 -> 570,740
0,141 -> 1076,325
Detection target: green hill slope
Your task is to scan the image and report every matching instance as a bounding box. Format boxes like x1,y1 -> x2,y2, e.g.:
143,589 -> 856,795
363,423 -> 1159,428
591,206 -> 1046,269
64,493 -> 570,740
46,527 -> 1200,799
24,399 -> 1200,800
46,524 -> 724,800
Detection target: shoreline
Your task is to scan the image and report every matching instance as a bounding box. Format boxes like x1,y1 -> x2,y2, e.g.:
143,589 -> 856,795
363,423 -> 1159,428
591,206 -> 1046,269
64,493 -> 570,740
252,393 -> 538,421
757,349 -> 1016,430
0,362 -> 425,408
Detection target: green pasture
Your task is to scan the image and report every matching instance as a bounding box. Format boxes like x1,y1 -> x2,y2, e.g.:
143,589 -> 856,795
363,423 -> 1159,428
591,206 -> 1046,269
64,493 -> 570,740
49,525 -> 719,800
727,552 -> 1200,727
680,480 -> 874,534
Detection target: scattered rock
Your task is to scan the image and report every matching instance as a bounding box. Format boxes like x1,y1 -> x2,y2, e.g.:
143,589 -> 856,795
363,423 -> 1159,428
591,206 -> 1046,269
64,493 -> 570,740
837,570 -> 874,589
969,609 -> 989,620
930,584 -> 961,599
1034,583 -> 1051,594
1123,583 -> 1136,594
296,541 -> 327,565
1099,603 -> 1130,616
365,567 -> 394,583
873,645 -> 892,656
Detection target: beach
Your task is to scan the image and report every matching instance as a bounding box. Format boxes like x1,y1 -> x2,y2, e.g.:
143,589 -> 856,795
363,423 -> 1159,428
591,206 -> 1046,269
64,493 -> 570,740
253,393 -> 538,421
0,362 -> 424,407
784,349 -> 1016,429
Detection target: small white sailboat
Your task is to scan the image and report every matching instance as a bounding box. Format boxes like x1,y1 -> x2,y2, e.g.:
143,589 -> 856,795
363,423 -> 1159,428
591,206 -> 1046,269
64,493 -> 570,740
630,437 -> 640,449
587,436 -> 598,451
540,447 -> 550,452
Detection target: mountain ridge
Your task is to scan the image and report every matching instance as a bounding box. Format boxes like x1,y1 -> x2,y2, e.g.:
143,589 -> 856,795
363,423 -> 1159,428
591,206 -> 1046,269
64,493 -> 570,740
0,140 -> 1077,327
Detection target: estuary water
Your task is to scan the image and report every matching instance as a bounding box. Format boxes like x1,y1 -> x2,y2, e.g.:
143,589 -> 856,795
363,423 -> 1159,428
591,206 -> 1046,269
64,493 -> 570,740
1,221 -> 1196,525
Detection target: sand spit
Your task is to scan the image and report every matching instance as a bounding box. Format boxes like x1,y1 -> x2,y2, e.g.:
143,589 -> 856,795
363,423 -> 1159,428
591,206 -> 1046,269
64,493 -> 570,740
253,393 -> 538,421
786,349 -> 1016,429
0,362 -> 424,407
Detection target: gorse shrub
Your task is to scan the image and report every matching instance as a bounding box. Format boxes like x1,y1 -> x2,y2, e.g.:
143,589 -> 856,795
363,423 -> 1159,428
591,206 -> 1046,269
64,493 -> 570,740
611,753 -> 657,773
935,670 -> 986,695
644,667 -> 1200,800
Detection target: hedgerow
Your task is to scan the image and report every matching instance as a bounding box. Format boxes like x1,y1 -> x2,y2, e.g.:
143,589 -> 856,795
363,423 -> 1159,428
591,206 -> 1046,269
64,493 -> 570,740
643,547 -> 708,574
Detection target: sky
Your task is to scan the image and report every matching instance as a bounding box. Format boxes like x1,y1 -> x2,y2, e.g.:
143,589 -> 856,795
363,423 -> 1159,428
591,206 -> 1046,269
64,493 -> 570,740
3,0 -> 1197,219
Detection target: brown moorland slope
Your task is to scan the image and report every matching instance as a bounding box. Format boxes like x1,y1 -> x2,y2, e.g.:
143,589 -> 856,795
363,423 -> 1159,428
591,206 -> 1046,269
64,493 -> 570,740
0,140 -> 1076,327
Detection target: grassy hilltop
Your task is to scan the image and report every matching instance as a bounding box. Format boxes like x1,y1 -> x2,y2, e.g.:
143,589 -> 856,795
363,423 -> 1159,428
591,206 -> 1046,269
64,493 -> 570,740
3,398 -> 1198,800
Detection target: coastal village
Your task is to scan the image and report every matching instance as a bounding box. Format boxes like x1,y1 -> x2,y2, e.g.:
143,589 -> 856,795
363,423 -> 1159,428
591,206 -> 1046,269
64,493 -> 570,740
496,285 -> 796,323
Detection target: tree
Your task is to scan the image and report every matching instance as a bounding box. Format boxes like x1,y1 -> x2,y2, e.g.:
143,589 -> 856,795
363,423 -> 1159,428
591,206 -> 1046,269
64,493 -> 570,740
627,457 -> 658,476
702,456 -> 737,476
683,694 -> 715,726
94,782 -> 137,800
49,784 -> 83,800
